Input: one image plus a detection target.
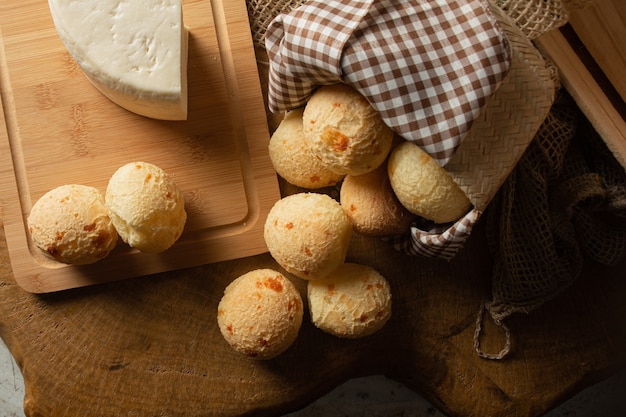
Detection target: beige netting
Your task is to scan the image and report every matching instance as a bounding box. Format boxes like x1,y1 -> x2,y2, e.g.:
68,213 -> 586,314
246,0 -> 306,48
495,0 -> 595,40
247,0 -> 596,48
475,92 -> 626,359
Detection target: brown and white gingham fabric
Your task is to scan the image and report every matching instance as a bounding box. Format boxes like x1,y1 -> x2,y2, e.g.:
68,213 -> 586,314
386,208 -> 482,260
265,0 -> 510,166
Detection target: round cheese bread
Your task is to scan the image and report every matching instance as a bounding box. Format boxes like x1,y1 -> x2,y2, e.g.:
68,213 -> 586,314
269,108 -> 344,189
340,162 -> 416,237
105,162 -> 186,253
302,84 -> 393,176
217,269 -> 303,360
264,193 -> 352,280
388,141 -> 471,224
27,184 -> 118,265
307,263 -> 392,338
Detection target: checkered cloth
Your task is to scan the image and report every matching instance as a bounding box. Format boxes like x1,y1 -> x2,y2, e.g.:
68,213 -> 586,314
265,0 -> 511,166
386,208 -> 482,260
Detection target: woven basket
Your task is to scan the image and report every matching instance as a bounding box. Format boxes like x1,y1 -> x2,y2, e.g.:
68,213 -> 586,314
247,0 -> 557,259
247,0 -> 306,48
495,0 -> 594,41
446,4 -> 557,213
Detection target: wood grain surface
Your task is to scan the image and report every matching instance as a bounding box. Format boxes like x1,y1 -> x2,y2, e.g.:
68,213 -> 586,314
0,0 -> 280,293
569,0 -> 626,103
535,28 -> 626,169
1,195 -> 625,417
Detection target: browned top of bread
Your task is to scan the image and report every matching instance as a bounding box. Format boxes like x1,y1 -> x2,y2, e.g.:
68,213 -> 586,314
217,269 -> 303,360
264,193 -> 352,280
27,184 -> 118,265
388,141 -> 471,223
303,84 -> 393,176
105,162 -> 186,253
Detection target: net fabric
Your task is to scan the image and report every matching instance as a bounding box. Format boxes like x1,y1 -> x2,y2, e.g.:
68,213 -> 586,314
495,0 -> 595,40
246,0 -> 596,50
246,0 -> 307,48
476,92 -> 626,359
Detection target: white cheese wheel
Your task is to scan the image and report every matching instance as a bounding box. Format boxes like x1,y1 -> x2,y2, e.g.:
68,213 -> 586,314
48,0 -> 189,120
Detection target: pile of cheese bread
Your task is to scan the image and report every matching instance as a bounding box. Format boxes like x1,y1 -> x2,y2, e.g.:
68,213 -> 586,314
41,0 -> 473,360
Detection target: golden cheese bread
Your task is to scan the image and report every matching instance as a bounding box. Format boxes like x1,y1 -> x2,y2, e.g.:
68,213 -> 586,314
269,107 -> 344,189
387,141 -> 471,224
264,193 -> 352,280
302,83 -> 393,176
105,161 -> 186,253
27,184 -> 118,265
217,269 -> 303,359
307,263 -> 392,338
340,161 -> 416,237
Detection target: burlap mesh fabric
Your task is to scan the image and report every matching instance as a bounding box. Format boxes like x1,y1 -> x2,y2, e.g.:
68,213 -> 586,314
247,0 -> 596,48
495,0 -> 595,40
246,0 -> 306,48
476,92 -> 626,359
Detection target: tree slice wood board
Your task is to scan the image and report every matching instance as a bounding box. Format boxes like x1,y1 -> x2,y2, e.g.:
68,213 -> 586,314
0,0 -> 281,293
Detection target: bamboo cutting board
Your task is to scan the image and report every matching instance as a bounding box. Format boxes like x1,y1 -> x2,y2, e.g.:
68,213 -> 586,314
0,0 -> 281,293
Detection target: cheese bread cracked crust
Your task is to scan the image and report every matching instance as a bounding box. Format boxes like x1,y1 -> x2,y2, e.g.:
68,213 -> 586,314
28,184 -> 118,265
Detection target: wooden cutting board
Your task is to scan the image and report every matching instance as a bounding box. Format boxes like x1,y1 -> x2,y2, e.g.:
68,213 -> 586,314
0,0 -> 281,293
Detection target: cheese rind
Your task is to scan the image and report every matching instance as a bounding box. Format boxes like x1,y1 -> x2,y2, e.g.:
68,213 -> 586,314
48,0 -> 188,120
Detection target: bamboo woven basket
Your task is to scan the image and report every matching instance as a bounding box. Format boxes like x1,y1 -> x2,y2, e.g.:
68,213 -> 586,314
247,0 -> 557,259
446,4 -> 557,213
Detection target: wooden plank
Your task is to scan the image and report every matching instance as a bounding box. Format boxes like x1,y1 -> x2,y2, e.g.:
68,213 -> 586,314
0,0 -> 281,293
535,28 -> 626,169
568,0 -> 626,103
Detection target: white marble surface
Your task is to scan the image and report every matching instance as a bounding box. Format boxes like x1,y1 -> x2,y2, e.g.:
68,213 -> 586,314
1,338 -> 625,417
0,339 -> 25,417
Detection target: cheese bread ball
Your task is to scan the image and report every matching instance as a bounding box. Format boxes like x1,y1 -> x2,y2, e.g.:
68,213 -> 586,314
340,162 -> 416,237
388,141 -> 472,224
269,108 -> 344,189
27,184 -> 118,265
302,84 -> 393,176
217,269 -> 304,360
307,263 -> 392,338
106,162 -> 186,253
264,193 -> 352,280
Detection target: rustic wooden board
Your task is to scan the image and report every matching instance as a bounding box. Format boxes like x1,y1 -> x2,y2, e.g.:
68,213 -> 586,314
535,28 -> 626,169
1,207 -> 626,417
569,0 -> 626,103
0,0 -> 281,293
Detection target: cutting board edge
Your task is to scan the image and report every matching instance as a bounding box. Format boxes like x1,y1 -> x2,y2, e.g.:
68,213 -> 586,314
0,0 -> 282,293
